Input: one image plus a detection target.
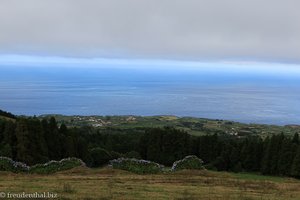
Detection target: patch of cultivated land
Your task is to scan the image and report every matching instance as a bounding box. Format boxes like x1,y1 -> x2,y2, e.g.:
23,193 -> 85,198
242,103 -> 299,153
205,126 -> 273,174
40,115 -> 300,137
0,167 -> 300,200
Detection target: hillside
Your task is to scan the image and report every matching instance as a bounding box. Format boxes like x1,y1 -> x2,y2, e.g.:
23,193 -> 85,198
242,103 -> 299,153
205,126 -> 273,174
0,109 -> 16,121
40,114 -> 300,137
1,110 -> 300,179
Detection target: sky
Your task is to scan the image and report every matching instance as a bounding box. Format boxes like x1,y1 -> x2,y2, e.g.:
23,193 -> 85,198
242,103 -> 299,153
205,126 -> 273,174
0,0 -> 300,66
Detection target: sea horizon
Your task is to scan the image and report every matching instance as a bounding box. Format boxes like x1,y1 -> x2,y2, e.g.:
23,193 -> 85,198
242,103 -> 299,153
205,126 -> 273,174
1,62 -> 300,126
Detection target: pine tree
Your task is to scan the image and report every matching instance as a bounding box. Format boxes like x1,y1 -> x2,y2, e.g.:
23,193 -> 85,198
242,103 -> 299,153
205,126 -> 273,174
277,138 -> 294,175
15,119 -> 33,164
229,146 -> 240,171
262,134 -> 284,175
291,147 -> 300,178
0,120 -> 5,141
0,121 -> 16,158
261,136 -> 272,174
27,118 -> 49,163
292,133 -> 299,144
44,117 -> 62,160
76,136 -> 89,161
64,136 -> 76,157
0,143 -> 12,157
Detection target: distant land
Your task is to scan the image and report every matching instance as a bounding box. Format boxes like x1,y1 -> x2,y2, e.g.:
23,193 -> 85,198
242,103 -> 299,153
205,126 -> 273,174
1,107 -> 299,138
36,114 -> 299,138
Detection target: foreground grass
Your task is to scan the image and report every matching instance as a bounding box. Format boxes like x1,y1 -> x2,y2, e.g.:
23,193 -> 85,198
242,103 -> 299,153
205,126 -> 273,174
0,167 -> 300,200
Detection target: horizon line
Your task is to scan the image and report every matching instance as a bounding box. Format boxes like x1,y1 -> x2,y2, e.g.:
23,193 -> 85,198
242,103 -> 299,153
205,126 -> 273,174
1,54 -> 300,76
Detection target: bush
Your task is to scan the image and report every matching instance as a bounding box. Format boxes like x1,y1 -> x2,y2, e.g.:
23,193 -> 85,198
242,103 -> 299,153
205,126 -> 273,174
88,148 -> 112,167
125,151 -> 141,159
0,157 -> 29,173
172,155 -> 204,171
204,163 -> 217,171
110,151 -> 124,160
110,158 -> 164,174
30,157 -> 85,174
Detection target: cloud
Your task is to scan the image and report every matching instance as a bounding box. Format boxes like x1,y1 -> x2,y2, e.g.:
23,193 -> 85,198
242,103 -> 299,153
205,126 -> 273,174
0,0 -> 299,63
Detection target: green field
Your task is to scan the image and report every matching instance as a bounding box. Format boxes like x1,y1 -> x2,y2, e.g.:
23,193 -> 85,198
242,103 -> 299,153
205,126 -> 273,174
40,115 -> 300,137
1,167 -> 300,200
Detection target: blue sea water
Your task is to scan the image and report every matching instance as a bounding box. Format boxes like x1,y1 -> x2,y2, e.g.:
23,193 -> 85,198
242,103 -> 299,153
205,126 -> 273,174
0,65 -> 300,125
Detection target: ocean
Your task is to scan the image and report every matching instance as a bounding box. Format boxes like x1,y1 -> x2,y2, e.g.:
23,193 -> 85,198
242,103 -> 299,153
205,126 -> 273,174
0,65 -> 300,125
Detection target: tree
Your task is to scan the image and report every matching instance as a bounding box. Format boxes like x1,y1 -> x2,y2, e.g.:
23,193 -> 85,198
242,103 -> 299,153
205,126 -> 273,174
29,118 -> 49,163
43,117 -> 62,160
0,109 -> 16,119
15,119 -> 33,164
64,136 -> 76,157
261,134 -> 284,175
76,136 -> 89,161
88,147 -> 112,167
229,146 -> 240,172
140,127 -> 190,165
292,133 -> 299,145
291,147 -> 300,178
125,151 -> 141,159
0,121 -> 16,158
0,143 -> 12,157
277,138 -> 294,175
214,143 -> 231,171
197,134 -> 220,163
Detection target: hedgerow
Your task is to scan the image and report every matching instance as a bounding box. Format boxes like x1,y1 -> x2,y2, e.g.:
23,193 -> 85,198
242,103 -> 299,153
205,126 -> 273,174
110,158 -> 164,174
172,155 -> 205,171
0,157 -> 29,173
0,157 -> 85,174
30,157 -> 85,174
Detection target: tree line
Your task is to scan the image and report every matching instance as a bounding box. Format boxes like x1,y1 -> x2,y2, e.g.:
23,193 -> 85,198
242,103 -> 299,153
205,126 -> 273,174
140,127 -> 300,177
0,109 -> 16,119
0,116 -> 300,178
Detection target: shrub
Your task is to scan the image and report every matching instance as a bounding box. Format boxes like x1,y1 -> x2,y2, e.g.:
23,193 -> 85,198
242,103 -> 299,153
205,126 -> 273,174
172,155 -> 204,171
30,157 -> 85,174
125,151 -> 141,159
0,157 -> 29,173
88,148 -> 112,167
110,151 -> 123,159
109,158 -> 164,174
204,163 -> 217,171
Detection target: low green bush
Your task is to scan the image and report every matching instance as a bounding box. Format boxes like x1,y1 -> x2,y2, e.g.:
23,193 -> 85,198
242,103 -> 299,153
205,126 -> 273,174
125,151 -> 141,159
88,148 -> 112,167
109,158 -> 164,174
110,151 -> 124,160
172,155 -> 205,171
30,157 -> 85,174
0,157 -> 29,173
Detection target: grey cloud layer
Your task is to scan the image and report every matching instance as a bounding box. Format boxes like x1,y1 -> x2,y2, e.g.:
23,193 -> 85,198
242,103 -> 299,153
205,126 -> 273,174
0,0 -> 299,62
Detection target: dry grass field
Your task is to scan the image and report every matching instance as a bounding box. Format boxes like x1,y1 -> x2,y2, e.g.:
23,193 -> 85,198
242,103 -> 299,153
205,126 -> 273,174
0,167 -> 300,200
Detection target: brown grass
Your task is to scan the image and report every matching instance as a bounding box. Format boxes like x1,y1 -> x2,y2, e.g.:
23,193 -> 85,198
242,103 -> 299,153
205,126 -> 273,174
0,167 -> 299,200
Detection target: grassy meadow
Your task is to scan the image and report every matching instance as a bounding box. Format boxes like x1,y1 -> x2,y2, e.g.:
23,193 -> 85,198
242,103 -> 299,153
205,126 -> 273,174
1,167 -> 300,200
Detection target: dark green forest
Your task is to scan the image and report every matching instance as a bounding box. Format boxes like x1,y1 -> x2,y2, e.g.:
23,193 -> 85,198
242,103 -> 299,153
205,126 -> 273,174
0,110 -> 300,178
